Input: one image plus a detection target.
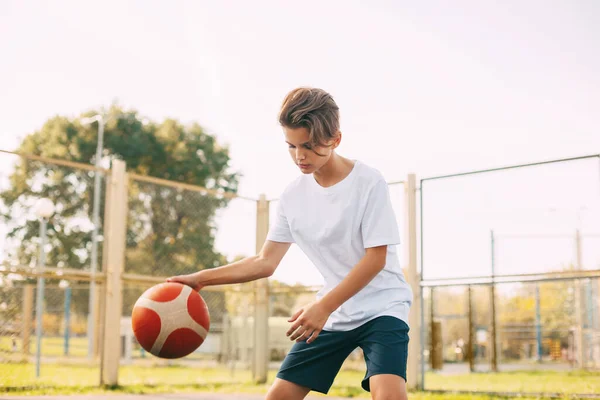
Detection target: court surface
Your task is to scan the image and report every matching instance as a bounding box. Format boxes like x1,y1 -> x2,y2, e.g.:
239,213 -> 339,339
0,394 -> 350,399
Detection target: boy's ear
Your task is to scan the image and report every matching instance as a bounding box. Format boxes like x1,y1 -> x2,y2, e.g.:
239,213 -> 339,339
332,131 -> 342,149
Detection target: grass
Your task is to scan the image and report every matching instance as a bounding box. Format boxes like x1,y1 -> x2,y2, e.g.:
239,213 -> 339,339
426,369 -> 600,395
0,336 -> 88,358
0,335 -> 214,362
2,363 -> 600,398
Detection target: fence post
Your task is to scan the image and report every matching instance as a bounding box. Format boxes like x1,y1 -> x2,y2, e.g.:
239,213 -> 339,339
64,286 -> 71,356
97,177 -> 113,360
95,283 -> 106,363
93,284 -> 102,358
404,174 -> 421,390
22,284 -> 34,356
490,230 -> 498,372
100,159 -> 128,386
467,285 -> 475,372
575,229 -> 585,368
429,287 -> 435,369
253,194 -> 270,383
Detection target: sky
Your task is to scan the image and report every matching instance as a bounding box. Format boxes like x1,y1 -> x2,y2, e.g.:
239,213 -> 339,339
0,0 -> 599,285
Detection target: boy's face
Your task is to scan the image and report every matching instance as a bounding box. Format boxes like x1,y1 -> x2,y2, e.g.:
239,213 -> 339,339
283,126 -> 337,175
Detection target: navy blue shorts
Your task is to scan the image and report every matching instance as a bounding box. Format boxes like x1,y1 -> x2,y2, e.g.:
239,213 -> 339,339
276,316 -> 409,394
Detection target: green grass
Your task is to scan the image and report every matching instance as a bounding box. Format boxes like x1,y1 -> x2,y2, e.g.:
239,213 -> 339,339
1,363 -> 600,398
0,335 -> 215,362
0,336 -> 88,358
426,369 -> 600,395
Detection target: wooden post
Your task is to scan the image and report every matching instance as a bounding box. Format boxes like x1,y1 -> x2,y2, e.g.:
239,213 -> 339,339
467,285 -> 475,372
429,287 -> 443,371
100,160 -> 128,385
22,284 -> 34,356
93,284 -> 102,358
429,287 -> 436,368
96,177 -> 112,360
404,174 -> 421,389
253,194 -> 270,384
94,283 -> 104,358
490,230 -> 499,372
574,230 -> 585,368
430,320 -> 443,370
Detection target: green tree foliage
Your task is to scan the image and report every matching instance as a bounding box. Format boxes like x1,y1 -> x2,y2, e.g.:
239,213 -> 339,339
0,107 -> 240,316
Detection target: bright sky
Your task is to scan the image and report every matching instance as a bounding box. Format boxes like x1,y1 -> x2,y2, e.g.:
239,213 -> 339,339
1,0 -> 599,285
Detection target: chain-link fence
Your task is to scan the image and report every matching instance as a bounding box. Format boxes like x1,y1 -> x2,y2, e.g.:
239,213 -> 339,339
425,279 -> 600,373
4,148 -> 600,396
420,155 -> 600,394
125,174 -> 251,277
0,152 -> 272,391
0,151 -> 264,389
0,151 -> 107,388
0,153 -> 106,272
118,173 -> 258,377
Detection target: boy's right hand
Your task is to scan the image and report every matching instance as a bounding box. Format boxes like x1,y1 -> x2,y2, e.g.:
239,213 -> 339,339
167,272 -> 204,292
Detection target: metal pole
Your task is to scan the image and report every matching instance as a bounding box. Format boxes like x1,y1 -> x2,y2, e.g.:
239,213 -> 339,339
35,218 -> 48,378
88,116 -> 104,358
535,284 -> 542,363
64,286 -> 72,356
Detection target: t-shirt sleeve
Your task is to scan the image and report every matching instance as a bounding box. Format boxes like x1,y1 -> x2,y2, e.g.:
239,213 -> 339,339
361,178 -> 401,248
266,199 -> 295,243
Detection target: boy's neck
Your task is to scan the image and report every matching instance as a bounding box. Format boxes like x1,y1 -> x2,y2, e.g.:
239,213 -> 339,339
313,153 -> 355,188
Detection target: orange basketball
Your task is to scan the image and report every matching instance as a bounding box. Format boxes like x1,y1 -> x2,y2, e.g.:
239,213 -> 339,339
131,282 -> 210,359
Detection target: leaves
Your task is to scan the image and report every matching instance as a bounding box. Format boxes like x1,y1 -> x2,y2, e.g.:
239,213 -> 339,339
1,106 -> 240,290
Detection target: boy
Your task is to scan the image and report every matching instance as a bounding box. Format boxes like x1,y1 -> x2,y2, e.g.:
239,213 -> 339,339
169,87 -> 412,400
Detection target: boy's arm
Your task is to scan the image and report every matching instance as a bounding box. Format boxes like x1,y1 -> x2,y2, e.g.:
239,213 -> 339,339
168,240 -> 291,290
287,246 -> 387,342
319,245 -> 387,312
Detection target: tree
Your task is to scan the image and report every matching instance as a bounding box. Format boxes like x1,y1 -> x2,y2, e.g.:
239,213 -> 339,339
499,278 -> 576,357
431,278 -> 577,362
0,106 -> 240,315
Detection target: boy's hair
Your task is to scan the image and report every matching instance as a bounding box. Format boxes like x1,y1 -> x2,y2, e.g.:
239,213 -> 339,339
279,87 -> 340,149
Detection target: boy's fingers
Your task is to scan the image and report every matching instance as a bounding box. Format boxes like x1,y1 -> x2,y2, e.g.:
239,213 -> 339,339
286,321 -> 302,337
290,327 -> 306,341
306,330 -> 320,344
296,329 -> 313,342
288,309 -> 303,323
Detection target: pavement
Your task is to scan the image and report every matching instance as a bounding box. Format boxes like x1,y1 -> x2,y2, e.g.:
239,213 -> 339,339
0,394 -> 347,399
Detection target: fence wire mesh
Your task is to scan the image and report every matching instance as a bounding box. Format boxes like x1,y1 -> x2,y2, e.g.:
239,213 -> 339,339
117,174 -> 259,384
0,279 -> 101,387
0,153 -> 106,272
125,176 -> 255,278
3,149 -> 600,395
0,151 -> 105,389
421,155 -> 600,394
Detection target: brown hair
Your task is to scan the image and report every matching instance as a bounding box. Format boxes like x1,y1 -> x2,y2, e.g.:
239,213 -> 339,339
278,87 -> 340,151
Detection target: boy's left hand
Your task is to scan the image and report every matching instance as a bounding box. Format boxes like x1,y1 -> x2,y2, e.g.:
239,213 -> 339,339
286,300 -> 331,344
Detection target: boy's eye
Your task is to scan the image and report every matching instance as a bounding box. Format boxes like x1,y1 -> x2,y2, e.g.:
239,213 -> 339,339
287,143 -> 312,149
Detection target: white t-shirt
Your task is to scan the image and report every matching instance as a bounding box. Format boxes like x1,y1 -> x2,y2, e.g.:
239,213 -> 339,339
267,160 -> 413,331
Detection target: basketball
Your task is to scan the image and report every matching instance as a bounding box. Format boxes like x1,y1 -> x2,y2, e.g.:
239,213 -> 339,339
131,282 -> 210,359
